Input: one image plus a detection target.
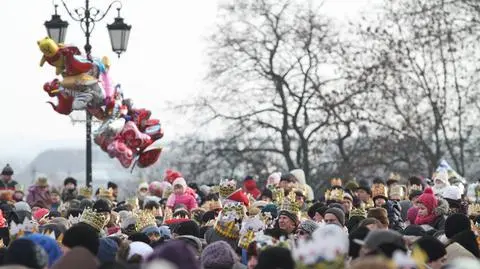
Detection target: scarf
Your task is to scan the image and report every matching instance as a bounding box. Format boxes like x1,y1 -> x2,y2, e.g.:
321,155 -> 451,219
414,213 -> 436,225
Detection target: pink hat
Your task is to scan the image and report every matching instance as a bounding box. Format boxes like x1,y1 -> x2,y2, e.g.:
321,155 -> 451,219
33,208 -> 50,221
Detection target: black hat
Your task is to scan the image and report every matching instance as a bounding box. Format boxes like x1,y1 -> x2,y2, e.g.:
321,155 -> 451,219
62,224 -> 100,255
1,164 -> 13,176
5,238 -> 48,269
93,199 -> 112,213
415,236 -> 446,262
445,213 -> 471,239
173,220 -> 200,238
256,247 -> 295,269
107,181 -> 118,189
357,179 -> 372,195
64,177 -> 77,186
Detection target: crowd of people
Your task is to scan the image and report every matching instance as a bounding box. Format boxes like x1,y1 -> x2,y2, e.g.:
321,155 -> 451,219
0,164 -> 478,269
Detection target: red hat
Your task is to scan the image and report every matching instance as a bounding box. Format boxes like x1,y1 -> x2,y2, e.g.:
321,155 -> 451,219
164,169 -> 182,184
416,187 -> 438,214
227,189 -> 250,207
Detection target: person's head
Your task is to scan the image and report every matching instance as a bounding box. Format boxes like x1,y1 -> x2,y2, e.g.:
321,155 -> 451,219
51,190 -> 61,204
374,197 -> 386,207
356,187 -> 371,202
63,177 -> 77,190
107,182 -> 118,197
342,194 -> 353,213
4,238 -> 48,269
359,218 -> 383,231
255,247 -> 294,269
324,207 -> 345,227
172,178 -> 187,195
445,213 -> 471,239
93,199 -> 112,226
62,224 -> 100,255
12,191 -> 24,202
247,241 -> 258,269
137,183 -> 149,200
144,200 -> 161,216
414,236 -> 447,269
416,188 -> 437,217
260,189 -> 273,202
357,230 -> 406,258
279,174 -> 297,192
36,177 -> 49,192
278,211 -> 298,234
366,208 -> 389,229
1,164 -> 13,182
295,190 -> 305,206
201,241 -> 238,269
296,219 -> 319,240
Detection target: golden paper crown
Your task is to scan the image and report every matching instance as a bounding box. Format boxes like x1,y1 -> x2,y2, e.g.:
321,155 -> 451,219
371,183 -> 388,199
214,220 -> 239,239
162,186 -> 173,199
325,188 -> 344,202
389,185 -> 406,200
210,185 -> 220,194
330,178 -> 343,187
80,208 -> 107,231
135,210 -> 157,232
387,172 -> 401,183
219,180 -> 237,198
202,200 -> 222,211
79,186 -> 93,198
43,230 -> 64,244
126,197 -> 139,210
271,188 -> 284,203
349,207 -> 367,219
222,202 -> 246,220
278,190 -> 301,215
468,203 -> 480,216
98,188 -> 114,200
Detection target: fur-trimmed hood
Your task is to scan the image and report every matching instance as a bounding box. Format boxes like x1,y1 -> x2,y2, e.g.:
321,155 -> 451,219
435,197 -> 449,216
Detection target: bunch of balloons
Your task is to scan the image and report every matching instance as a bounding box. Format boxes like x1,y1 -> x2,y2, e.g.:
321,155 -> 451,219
38,37 -> 163,169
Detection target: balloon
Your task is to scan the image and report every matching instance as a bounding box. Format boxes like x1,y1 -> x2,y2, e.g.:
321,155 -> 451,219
107,139 -> 134,168
120,121 -> 152,150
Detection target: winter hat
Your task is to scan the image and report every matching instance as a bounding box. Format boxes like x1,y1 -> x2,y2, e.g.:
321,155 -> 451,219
255,247 -> 295,269
402,225 -> 427,237
409,189 -> 423,201
4,238 -> 48,269
1,164 -> 13,176
407,206 -> 419,224
349,226 -> 370,259
25,233 -> 63,267
51,247 -> 99,269
97,237 -> 119,263
415,236 -> 446,262
261,204 -> 278,219
62,224 -> 100,255
172,177 -> 187,189
13,202 -> 31,213
445,213 -> 471,239
357,179 -> 372,195
345,180 -> 360,192
164,169 -> 183,184
442,186 -> 462,200
33,208 -> 49,221
416,188 -> 438,214
279,210 -> 298,224
260,189 -> 273,200
204,227 -> 238,251
128,232 -> 150,244
201,241 -> 237,269
80,199 -> 94,211
173,220 -> 200,238
145,240 -> 201,269
64,177 -> 77,186
267,172 -> 281,186
307,202 -> 324,219
298,219 -> 319,235
128,241 -> 153,260
325,207 -> 345,226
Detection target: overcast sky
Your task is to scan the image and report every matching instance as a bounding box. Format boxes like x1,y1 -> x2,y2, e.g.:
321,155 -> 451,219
0,0 -> 381,160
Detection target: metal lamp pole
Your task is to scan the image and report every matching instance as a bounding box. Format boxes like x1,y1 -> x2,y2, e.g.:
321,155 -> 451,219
44,0 -> 131,188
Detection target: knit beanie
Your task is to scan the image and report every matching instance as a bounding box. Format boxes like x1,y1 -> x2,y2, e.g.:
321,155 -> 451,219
201,241 -> 237,269
14,202 -> 31,213
261,204 -> 278,219
1,164 -> 13,176
278,210 -> 298,224
97,238 -> 119,263
445,213 -> 471,239
62,224 -> 100,255
145,240 -> 201,269
128,241 -> 153,260
298,219 -> 319,235
415,236 -> 446,262
25,233 -> 63,267
442,186 -> 462,200
408,190 -> 423,201
324,207 -> 345,226
93,199 -> 111,213
4,238 -> 48,269
416,188 -> 437,214
255,247 -> 295,269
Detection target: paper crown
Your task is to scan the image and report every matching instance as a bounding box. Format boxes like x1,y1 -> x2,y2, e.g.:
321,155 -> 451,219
210,185 -> 220,194
330,178 -> 343,187
79,186 -> 93,198
387,172 -> 401,183
126,197 -> 139,209
349,207 -> 367,219
162,186 -> 173,199
278,190 -> 301,215
468,203 -> 480,216
80,208 -> 107,231
389,185 -> 406,199
135,210 -> 157,232
10,218 -> 38,239
68,215 -> 80,226
98,188 -> 114,200
325,188 -> 344,202
221,202 -> 246,221
226,189 -> 250,207
214,219 -> 240,240
43,229 -> 64,244
219,179 -> 237,198
371,183 -> 388,199
201,199 -> 223,211
238,215 -> 265,249
271,188 -> 284,203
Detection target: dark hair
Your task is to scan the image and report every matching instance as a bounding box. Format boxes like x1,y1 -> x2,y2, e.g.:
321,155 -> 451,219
144,201 -> 160,211
107,181 -> 118,189
280,174 -> 297,183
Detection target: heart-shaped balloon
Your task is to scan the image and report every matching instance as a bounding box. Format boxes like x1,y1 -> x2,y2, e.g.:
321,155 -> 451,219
107,139 -> 134,168
144,123 -> 164,141
137,147 -> 162,168
120,121 -> 152,150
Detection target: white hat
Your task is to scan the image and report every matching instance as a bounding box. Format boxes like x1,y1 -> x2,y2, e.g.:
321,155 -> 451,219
442,186 -> 462,200
128,241 -> 153,260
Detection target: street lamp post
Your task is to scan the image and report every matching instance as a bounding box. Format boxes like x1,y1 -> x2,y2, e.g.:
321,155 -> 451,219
44,0 -> 132,188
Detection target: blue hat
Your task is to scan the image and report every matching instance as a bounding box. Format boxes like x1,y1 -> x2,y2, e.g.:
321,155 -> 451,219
97,237 -> 119,263
25,233 -> 62,267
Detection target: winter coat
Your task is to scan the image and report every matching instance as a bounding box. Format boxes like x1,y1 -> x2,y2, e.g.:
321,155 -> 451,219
61,188 -> 78,202
26,186 -> 51,208
166,193 -> 198,211
432,198 -> 449,230
384,200 -> 405,231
